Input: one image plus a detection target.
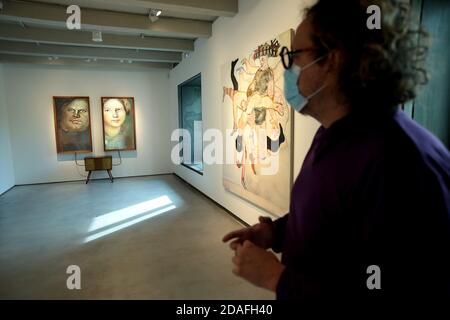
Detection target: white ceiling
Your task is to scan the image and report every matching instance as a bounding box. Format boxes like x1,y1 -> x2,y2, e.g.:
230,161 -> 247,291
27,0 -> 219,21
0,0 -> 238,69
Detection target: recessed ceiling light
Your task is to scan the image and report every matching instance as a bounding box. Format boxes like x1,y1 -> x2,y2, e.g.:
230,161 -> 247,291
149,8 -> 162,22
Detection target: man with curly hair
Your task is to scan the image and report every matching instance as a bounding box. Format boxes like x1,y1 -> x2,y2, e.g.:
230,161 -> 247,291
223,0 -> 449,303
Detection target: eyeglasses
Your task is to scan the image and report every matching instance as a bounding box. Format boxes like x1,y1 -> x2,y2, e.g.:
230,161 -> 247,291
279,46 -> 319,70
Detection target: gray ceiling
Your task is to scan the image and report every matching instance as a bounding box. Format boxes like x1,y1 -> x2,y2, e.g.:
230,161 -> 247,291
0,0 -> 238,69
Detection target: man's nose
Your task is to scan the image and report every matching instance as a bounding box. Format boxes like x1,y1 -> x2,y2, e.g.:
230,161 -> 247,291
73,111 -> 81,118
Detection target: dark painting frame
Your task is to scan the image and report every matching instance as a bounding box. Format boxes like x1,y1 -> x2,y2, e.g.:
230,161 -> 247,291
101,97 -> 137,151
53,96 -> 93,154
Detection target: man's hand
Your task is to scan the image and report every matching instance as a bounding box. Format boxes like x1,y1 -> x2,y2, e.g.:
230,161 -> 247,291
232,240 -> 285,291
222,216 -> 274,250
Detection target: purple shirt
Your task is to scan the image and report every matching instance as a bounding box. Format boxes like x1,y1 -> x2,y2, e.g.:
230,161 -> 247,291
273,109 -> 450,301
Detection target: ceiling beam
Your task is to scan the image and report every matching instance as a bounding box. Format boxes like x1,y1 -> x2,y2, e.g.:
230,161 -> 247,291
0,40 -> 182,62
0,53 -> 173,69
0,1 -> 212,39
0,23 -> 195,52
26,0 -> 238,18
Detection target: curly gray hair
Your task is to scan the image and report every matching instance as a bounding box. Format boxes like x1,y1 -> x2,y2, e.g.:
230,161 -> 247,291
305,0 -> 429,114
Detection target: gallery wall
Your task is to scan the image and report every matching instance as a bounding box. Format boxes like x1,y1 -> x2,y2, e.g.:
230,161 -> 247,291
0,64 -> 15,194
3,63 -> 173,185
168,0 -> 320,225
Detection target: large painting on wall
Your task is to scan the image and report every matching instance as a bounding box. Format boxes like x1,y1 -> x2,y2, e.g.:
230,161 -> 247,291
101,97 -> 137,151
53,96 -> 93,153
222,30 -> 294,216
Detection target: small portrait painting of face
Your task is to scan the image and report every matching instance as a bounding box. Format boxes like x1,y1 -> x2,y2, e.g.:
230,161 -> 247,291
102,97 -> 136,151
53,97 -> 93,153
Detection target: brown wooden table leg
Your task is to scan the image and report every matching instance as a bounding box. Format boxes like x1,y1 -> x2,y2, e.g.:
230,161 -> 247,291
86,171 -> 92,184
107,170 -> 114,183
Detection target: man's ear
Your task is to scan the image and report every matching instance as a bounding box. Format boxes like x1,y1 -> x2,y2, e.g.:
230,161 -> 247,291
325,49 -> 342,74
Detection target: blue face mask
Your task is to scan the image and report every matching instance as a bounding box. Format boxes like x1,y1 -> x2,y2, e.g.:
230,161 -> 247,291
283,55 -> 328,113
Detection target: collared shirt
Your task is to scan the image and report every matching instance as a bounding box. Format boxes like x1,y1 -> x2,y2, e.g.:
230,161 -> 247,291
273,109 -> 450,302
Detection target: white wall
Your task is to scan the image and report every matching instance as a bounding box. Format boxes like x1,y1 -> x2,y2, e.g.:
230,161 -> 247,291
169,0 -> 320,225
4,64 -> 172,185
0,64 -> 15,194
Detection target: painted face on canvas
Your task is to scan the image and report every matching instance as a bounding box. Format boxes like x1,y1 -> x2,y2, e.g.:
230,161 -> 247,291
61,99 -> 89,132
103,99 -> 126,128
259,55 -> 269,70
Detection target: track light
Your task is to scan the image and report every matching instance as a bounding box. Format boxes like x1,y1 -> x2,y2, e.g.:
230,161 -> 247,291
92,31 -> 103,42
149,8 -> 162,22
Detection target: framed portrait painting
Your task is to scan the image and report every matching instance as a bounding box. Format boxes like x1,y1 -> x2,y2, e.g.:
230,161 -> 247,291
101,97 -> 137,151
53,96 -> 93,154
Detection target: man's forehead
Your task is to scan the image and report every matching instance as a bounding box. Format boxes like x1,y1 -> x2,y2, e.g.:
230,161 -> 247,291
293,17 -> 313,48
67,100 -> 88,109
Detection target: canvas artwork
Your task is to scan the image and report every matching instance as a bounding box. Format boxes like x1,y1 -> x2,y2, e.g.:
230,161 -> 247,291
101,97 -> 137,151
222,30 -> 294,216
53,96 -> 93,153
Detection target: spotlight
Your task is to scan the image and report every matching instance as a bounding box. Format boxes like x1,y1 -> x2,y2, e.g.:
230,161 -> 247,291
92,31 -> 103,42
149,8 -> 162,22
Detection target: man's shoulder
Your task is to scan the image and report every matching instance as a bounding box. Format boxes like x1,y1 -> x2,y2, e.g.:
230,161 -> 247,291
392,111 -> 449,162
387,110 -> 450,184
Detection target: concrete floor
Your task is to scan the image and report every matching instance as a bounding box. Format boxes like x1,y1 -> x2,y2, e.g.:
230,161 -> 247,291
0,175 -> 274,300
